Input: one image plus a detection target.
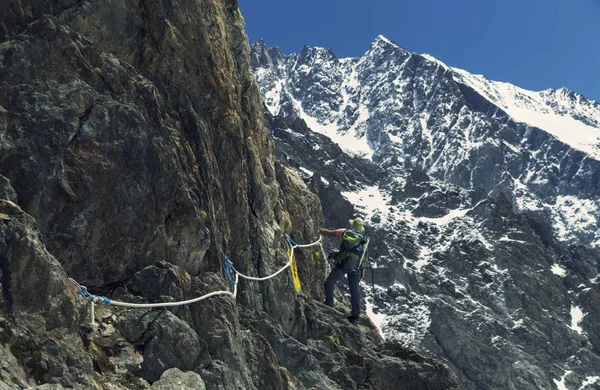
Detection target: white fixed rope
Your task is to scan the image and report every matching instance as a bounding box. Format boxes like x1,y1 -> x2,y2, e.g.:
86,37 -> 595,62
71,235 -> 321,324
231,236 -> 321,281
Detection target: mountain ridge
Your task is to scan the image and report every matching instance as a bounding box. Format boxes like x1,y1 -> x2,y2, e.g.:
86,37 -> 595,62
252,35 -> 600,247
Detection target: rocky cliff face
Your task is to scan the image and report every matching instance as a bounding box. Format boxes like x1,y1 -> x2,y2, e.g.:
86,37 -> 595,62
0,1 -> 456,389
253,38 -> 600,390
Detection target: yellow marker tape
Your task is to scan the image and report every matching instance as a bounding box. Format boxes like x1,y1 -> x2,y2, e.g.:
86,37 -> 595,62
288,248 -> 301,293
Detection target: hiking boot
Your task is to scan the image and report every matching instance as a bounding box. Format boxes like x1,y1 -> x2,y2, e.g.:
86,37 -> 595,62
347,314 -> 360,324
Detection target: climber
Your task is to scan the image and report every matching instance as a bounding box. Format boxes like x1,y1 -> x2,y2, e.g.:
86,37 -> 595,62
319,217 -> 369,323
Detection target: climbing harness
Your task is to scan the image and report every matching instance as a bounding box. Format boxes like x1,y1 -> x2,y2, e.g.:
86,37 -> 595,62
70,235 -> 322,326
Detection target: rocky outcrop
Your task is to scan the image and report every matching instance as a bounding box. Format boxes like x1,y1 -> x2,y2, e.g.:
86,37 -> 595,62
150,368 -> 206,390
119,309 -> 210,382
0,1 -> 457,389
0,200 -> 97,388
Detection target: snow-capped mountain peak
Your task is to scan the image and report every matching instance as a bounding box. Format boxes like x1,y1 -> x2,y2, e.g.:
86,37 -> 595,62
364,34 -> 410,63
373,34 -> 403,49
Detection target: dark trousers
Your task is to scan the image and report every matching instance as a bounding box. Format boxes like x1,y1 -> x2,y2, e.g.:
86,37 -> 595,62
324,265 -> 361,316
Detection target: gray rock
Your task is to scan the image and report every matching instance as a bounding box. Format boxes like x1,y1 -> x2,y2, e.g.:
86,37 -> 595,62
251,316 -> 342,390
118,309 -> 210,382
0,176 -> 17,203
150,368 -> 205,390
200,360 -> 257,390
32,384 -> 65,389
244,297 -> 460,390
101,324 -> 116,337
131,262 -> 192,303
0,201 -> 96,387
109,344 -> 144,375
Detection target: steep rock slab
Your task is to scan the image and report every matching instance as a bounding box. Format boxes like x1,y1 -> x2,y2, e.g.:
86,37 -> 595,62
0,200 -> 95,387
247,297 -> 460,390
0,16 -> 211,285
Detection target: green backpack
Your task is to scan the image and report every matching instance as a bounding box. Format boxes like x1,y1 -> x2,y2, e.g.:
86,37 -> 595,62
341,229 -> 364,251
337,229 -> 369,272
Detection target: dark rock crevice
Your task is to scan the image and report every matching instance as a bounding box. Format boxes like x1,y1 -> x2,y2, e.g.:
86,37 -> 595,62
0,254 -> 13,314
53,0 -> 87,17
135,0 -> 161,70
67,104 -> 94,145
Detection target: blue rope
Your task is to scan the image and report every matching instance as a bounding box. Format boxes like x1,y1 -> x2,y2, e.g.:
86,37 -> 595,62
78,287 -> 92,299
285,234 -> 298,247
223,256 -> 237,285
77,286 -> 110,305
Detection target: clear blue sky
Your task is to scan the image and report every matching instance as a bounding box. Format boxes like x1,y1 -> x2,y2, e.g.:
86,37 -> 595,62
239,0 -> 600,103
